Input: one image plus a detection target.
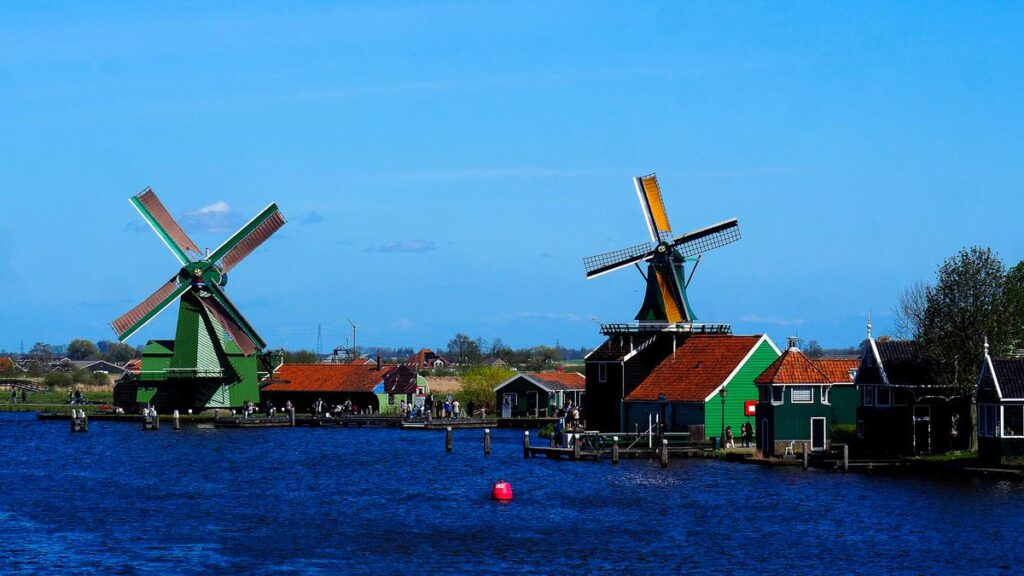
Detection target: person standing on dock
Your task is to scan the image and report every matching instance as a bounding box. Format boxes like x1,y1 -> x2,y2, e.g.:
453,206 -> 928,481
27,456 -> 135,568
9,387 -> 17,405
467,400 -> 476,420
453,399 -> 460,420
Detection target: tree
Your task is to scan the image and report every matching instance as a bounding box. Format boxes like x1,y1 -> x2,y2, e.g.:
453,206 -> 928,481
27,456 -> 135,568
446,333 -> 481,366
282,349 -> 318,364
1004,260 -> 1024,349
27,342 -> 52,362
457,366 -> 515,410
920,247 -> 1010,451
488,338 -> 511,359
892,281 -> 930,340
104,343 -> 138,364
67,339 -> 100,360
803,339 -> 825,359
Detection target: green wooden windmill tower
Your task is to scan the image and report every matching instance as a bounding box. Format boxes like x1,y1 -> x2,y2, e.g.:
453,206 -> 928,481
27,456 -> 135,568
112,188 -> 286,411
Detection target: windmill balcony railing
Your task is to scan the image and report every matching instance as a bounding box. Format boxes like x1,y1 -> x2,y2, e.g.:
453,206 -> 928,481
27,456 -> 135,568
136,368 -> 225,381
599,322 -> 732,336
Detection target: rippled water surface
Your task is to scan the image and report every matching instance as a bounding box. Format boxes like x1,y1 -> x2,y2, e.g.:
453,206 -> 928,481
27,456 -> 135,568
1,412 -> 1022,575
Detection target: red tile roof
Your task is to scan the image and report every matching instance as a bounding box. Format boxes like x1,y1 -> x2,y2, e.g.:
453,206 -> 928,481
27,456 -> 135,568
813,358 -> 859,384
626,335 -> 764,402
262,363 -> 394,393
755,349 -> 858,385
524,372 -> 585,391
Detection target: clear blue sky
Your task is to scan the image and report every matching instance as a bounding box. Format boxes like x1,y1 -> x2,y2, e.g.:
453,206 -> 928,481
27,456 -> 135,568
2,2 -> 1023,354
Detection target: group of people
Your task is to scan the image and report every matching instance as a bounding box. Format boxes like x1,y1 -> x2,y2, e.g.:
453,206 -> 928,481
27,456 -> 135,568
311,397 -> 361,417
9,387 -> 26,405
724,422 -> 755,448
428,398 -> 474,420
550,402 -> 582,447
66,389 -> 84,405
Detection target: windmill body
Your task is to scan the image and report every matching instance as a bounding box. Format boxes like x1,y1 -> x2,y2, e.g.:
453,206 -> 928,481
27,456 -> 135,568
112,188 -> 286,411
583,173 -> 741,331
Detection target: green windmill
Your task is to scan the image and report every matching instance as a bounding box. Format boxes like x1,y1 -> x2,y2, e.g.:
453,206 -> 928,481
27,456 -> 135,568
112,188 -> 286,411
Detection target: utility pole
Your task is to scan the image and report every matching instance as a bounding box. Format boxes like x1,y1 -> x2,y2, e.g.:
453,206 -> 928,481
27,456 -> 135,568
347,319 -> 358,361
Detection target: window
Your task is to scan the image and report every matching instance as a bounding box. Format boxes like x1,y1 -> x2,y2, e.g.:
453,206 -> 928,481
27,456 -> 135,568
598,363 -> 607,383
979,404 -> 999,437
791,386 -> 812,403
1004,405 -> 1024,438
771,386 -> 784,403
863,386 -> 874,406
821,386 -> 831,405
388,393 -> 396,406
876,386 -> 891,407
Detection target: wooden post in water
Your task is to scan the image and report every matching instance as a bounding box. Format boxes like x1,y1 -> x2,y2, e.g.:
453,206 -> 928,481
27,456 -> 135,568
70,409 -> 77,433
81,410 -> 88,432
612,436 -> 619,465
446,426 -> 453,452
661,439 -> 669,468
572,434 -> 581,461
153,411 -> 160,430
484,428 -> 491,455
173,410 -> 180,430
288,407 -> 296,427
843,444 -> 849,472
523,431 -> 530,458
803,442 -> 809,470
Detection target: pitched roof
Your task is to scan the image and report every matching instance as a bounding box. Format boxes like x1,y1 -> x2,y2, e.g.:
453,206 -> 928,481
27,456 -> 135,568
405,348 -> 449,367
814,358 -> 859,384
262,363 -> 394,393
526,372 -> 585,391
626,335 -> 764,402
585,334 -> 659,362
756,348 -> 830,385
991,358 -> 1024,399
875,340 -> 932,386
382,365 -> 418,394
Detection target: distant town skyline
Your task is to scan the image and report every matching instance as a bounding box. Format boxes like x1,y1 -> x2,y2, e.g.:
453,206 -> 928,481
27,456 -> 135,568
2,3 -> 1023,352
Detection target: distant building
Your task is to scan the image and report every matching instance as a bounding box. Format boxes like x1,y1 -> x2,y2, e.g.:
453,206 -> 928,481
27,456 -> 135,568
620,334 -> 779,440
854,324 -> 970,456
755,339 -> 859,456
375,365 -> 427,413
494,372 -> 585,418
405,348 -> 450,370
49,359 -> 128,376
976,340 -> 1024,464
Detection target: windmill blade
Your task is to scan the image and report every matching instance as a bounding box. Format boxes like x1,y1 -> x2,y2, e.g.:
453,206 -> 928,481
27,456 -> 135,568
130,188 -> 201,265
200,283 -> 267,355
635,174 -> 673,242
584,241 -> 656,278
111,276 -> 190,341
670,218 -> 741,258
208,203 -> 286,273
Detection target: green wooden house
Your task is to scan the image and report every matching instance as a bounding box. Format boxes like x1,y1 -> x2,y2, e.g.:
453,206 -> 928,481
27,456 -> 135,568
494,372 -> 585,418
976,340 -> 1024,464
622,334 -> 779,441
754,339 -> 859,456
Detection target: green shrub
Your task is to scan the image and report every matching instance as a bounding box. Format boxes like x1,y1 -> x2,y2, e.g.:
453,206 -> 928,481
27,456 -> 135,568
831,424 -> 856,446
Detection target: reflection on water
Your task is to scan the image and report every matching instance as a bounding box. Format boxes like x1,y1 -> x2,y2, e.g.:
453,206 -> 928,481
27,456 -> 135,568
1,412 -> 1021,575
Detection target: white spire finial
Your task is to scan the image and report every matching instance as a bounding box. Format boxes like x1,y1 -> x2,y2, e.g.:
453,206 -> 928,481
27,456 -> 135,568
866,310 -> 873,339
984,336 -> 989,355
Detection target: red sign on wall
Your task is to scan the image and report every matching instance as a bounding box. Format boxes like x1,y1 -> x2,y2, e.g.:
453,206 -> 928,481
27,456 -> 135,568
744,400 -> 757,417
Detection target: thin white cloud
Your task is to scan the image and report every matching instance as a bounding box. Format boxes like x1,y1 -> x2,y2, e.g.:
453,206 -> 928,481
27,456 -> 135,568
741,314 -> 805,327
181,200 -> 242,234
195,201 -> 231,214
365,240 -> 436,253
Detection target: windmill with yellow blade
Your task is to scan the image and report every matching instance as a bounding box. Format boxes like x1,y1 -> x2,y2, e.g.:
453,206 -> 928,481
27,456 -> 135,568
583,173 -> 741,327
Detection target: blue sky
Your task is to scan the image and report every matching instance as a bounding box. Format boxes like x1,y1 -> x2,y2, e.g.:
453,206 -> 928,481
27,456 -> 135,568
2,2 -> 1023,353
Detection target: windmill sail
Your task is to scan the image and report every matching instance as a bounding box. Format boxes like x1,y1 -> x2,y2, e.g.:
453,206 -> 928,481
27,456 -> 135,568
635,174 -> 673,242
209,204 -> 286,273
197,295 -> 260,356
112,276 -> 190,340
131,188 -> 202,264
670,218 -> 741,258
584,241 -> 655,278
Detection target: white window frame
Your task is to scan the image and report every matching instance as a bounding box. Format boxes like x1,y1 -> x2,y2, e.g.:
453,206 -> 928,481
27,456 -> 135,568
598,363 -> 607,383
821,386 -> 830,405
791,386 -> 813,404
876,386 -> 891,408
863,385 -> 874,406
1001,404 -> 1024,438
771,386 -> 784,405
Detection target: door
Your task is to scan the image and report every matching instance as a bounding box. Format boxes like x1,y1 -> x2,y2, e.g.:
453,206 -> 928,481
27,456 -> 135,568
913,405 -> 931,454
760,418 -> 771,456
811,417 -> 827,451
526,391 -> 539,417
502,393 -> 516,418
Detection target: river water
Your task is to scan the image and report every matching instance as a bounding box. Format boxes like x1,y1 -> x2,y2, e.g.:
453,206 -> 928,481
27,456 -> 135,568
0,412 -> 1020,575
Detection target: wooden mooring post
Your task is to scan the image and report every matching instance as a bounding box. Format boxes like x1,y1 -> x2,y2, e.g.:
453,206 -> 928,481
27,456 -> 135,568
661,439 -> 669,468
572,434 -> 581,461
612,436 -> 619,465
523,431 -> 530,458
484,428 -> 491,455
803,442 -> 809,470
173,410 -> 180,430
70,409 -> 88,433
843,444 -> 849,472
288,407 -> 296,427
446,426 -> 453,452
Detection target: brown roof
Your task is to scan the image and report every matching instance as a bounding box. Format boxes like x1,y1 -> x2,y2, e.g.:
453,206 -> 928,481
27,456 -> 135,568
755,349 -> 857,385
524,372 -> 585,391
626,335 -> 764,402
262,363 -> 394,393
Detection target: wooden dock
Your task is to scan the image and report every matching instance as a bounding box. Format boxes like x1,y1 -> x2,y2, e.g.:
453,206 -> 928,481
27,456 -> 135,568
400,419 -> 491,430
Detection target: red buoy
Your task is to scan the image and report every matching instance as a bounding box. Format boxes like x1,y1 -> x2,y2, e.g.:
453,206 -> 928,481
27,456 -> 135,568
491,480 -> 513,502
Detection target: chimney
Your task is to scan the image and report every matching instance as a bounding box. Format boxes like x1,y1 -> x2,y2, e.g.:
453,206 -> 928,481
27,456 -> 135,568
787,336 -> 799,350
376,353 -> 382,370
